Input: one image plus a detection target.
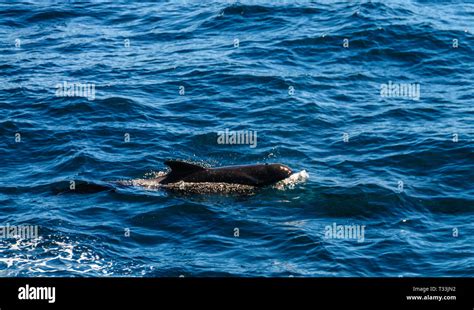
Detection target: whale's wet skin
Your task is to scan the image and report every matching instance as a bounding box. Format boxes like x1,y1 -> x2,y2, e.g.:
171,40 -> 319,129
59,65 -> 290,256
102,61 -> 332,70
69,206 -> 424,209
117,161 -> 308,194
158,160 -> 293,186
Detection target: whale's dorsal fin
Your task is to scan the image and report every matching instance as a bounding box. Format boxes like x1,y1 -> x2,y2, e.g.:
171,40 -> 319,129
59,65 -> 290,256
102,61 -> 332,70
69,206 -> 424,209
164,160 -> 206,179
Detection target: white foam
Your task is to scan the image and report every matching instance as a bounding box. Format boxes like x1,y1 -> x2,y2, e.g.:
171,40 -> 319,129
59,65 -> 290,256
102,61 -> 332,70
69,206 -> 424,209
164,181 -> 256,195
274,170 -> 309,190
0,236 -> 113,276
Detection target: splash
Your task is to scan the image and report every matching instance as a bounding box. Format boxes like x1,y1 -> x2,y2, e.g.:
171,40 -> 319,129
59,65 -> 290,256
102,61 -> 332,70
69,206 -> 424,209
116,171 -> 167,189
274,170 -> 309,190
163,181 -> 256,195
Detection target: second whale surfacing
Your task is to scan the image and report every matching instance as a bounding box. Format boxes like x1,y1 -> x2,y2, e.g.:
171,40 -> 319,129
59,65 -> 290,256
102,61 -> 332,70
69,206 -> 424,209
121,160 -> 295,193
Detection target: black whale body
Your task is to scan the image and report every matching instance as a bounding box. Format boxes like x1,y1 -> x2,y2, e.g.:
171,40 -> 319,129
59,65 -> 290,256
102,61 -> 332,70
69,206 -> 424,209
158,160 -> 293,187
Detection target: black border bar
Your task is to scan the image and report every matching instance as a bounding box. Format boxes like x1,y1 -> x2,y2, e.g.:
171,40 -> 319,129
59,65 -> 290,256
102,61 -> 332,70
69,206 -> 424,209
1,277 -> 472,309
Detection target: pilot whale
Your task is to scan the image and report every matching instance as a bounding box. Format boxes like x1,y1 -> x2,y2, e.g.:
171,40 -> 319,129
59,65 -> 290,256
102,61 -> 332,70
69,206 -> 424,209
53,160 -> 300,195
155,160 -> 293,187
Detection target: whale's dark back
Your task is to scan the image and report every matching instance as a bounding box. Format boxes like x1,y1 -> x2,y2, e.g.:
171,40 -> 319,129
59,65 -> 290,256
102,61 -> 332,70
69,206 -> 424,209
159,160 -> 293,187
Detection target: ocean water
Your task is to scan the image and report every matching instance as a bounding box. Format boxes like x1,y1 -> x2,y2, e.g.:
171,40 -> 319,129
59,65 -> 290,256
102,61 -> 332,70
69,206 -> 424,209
0,0 -> 473,277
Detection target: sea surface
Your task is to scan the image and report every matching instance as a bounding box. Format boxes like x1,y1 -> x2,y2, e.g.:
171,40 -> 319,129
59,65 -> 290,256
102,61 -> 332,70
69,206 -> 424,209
0,0 -> 473,277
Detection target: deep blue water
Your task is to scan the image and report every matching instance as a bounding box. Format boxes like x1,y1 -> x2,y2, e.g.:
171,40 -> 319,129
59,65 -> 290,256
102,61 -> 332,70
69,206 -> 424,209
0,0 -> 473,277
